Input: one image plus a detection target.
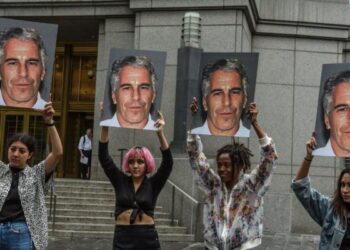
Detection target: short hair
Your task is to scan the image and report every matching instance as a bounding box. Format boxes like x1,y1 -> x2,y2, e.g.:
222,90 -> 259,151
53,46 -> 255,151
122,146 -> 156,174
7,133 -> 36,154
109,55 -> 157,92
0,27 -> 47,71
323,70 -> 350,115
216,142 -> 253,174
202,58 -> 248,97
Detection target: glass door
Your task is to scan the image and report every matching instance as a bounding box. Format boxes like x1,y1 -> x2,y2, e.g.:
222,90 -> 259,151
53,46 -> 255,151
0,112 -> 49,165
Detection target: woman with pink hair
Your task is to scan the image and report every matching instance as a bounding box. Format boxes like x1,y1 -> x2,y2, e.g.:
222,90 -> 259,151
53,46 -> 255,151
98,112 -> 172,250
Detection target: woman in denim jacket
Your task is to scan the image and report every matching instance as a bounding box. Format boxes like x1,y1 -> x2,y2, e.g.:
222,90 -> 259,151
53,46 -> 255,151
291,135 -> 350,250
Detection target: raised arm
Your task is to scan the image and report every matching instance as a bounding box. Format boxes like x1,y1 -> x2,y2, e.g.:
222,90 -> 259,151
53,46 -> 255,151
42,102 -> 63,175
295,135 -> 316,180
249,102 -> 266,139
150,111 -> 173,192
246,103 -> 277,195
291,134 -> 330,226
187,132 -> 221,193
154,111 -> 169,150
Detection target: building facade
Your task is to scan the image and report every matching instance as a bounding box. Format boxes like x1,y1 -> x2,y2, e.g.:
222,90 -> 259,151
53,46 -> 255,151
1,0 -> 350,236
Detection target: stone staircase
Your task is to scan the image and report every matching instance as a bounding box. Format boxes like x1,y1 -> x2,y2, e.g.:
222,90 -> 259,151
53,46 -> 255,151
46,178 -> 195,248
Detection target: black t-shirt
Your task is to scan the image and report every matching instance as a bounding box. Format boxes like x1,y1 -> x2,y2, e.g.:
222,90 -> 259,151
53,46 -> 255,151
0,167 -> 25,223
98,141 -> 173,223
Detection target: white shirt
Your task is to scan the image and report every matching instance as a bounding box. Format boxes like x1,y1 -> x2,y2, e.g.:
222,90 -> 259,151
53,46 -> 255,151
0,90 -> 47,109
100,113 -> 156,130
313,139 -> 335,157
191,119 -> 250,137
78,135 -> 92,151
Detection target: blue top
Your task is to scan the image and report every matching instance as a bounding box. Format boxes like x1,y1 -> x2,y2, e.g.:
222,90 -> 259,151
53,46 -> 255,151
291,176 -> 347,250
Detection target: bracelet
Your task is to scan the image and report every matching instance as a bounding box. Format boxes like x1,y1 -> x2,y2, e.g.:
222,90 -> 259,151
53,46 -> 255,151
45,121 -> 55,127
304,157 -> 313,162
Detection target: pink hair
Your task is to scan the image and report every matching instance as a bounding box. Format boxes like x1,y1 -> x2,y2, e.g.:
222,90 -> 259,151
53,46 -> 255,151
122,146 -> 156,174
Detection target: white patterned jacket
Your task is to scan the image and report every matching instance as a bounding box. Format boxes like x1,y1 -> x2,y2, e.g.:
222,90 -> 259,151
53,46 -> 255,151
187,134 -> 277,250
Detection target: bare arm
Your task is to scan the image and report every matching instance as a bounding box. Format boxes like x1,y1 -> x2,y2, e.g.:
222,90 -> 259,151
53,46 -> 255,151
43,102 -> 63,175
295,135 -> 316,180
155,111 -> 169,150
248,102 -> 266,139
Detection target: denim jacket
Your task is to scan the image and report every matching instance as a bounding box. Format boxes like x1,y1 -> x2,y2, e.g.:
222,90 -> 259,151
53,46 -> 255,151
291,177 -> 346,250
187,134 -> 277,250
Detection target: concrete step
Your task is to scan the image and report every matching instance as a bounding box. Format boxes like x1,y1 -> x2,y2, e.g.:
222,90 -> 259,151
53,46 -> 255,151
50,215 -> 178,226
47,202 -> 115,210
52,186 -> 114,193
49,222 -> 187,234
51,208 -> 170,219
54,179 -> 113,188
47,178 -> 195,245
46,202 -> 163,212
49,230 -> 195,242
48,191 -> 115,199
46,196 -> 115,205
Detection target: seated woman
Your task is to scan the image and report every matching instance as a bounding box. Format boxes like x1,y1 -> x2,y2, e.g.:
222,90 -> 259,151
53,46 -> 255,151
292,135 -> 350,249
0,102 -> 63,250
187,103 -> 278,250
98,112 -> 173,250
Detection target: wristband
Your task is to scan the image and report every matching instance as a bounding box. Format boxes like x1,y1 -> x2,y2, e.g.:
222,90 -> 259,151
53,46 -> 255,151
45,121 -> 55,127
304,157 -> 313,162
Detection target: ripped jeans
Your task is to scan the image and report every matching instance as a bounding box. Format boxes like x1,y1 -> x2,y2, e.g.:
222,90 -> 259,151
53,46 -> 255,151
0,222 -> 35,250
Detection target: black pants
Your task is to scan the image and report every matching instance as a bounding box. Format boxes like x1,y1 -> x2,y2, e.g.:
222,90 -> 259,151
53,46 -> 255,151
113,224 -> 160,250
80,150 -> 91,179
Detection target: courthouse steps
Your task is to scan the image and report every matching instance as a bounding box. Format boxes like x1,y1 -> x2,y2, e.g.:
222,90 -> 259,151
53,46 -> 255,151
46,178 -> 195,244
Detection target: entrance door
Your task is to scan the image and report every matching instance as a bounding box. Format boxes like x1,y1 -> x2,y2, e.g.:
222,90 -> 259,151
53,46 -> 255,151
0,112 -> 48,165
63,112 -> 93,178
52,45 -> 96,178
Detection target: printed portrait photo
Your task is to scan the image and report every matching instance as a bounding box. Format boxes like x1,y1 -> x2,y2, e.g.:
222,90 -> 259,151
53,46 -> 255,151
100,48 -> 166,131
190,52 -> 258,137
313,63 -> 350,157
0,18 -> 58,109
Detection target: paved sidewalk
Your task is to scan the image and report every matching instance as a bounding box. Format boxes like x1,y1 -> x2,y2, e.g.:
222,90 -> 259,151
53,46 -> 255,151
48,233 -> 320,250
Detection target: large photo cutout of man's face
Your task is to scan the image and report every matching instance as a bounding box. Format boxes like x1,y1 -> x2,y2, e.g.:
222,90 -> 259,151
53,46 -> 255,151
0,18 -> 58,109
191,53 -> 258,137
313,64 -> 350,157
100,49 -> 166,130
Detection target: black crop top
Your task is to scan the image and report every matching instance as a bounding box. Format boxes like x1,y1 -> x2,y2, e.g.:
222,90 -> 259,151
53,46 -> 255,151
98,142 -> 173,224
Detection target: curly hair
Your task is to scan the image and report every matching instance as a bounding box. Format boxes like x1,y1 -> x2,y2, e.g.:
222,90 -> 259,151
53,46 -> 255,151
216,142 -> 253,174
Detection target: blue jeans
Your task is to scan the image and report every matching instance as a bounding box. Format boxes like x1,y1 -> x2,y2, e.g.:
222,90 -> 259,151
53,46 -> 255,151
0,222 -> 35,250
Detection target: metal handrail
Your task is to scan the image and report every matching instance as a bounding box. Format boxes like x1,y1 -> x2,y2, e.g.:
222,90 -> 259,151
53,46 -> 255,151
167,179 -> 199,204
166,179 -> 201,235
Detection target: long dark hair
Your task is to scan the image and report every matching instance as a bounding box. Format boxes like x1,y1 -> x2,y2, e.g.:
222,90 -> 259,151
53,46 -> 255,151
332,168 -> 350,226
